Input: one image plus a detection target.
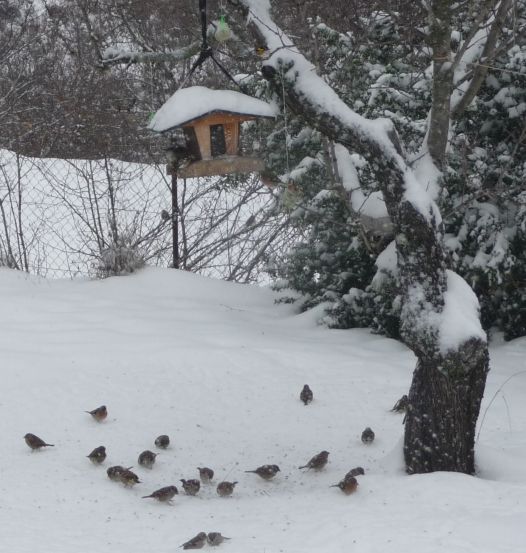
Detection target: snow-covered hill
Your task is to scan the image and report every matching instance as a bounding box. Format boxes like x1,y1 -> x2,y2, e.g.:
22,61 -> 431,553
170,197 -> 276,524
0,268 -> 524,552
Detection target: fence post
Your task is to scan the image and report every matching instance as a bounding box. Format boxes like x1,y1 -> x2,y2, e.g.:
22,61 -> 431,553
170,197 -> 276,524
170,163 -> 179,269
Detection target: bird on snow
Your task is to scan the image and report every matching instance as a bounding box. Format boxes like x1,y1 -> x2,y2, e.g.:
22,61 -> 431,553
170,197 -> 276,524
207,532 -> 231,546
142,485 -> 178,503
180,478 -> 201,496
299,450 -> 329,470
245,464 -> 280,480
155,434 -> 170,449
345,466 -> 365,478
87,445 -> 106,464
85,405 -> 107,422
330,475 -> 359,495
197,466 -> 214,483
216,481 -> 237,497
107,465 -> 132,481
361,427 -> 375,444
180,532 -> 207,549
24,433 -> 54,450
391,394 -> 409,413
119,468 -> 141,487
138,450 -> 157,469
300,384 -> 313,405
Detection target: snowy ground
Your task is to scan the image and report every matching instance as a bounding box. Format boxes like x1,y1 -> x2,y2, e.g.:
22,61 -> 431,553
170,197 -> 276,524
1,267 -> 525,552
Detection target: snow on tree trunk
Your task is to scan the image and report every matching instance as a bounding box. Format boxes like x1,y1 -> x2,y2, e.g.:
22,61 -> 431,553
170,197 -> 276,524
239,0 -> 490,474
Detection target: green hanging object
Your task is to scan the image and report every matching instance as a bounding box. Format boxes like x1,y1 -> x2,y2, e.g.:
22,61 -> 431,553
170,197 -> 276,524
215,15 -> 232,43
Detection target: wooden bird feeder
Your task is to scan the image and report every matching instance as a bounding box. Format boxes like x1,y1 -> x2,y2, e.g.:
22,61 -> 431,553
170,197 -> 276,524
148,86 -> 276,178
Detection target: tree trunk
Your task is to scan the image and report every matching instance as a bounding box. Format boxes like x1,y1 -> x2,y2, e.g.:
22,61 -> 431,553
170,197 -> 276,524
404,338 -> 489,474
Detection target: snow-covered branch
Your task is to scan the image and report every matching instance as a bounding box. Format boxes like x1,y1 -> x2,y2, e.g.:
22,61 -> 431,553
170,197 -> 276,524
101,42 -> 201,66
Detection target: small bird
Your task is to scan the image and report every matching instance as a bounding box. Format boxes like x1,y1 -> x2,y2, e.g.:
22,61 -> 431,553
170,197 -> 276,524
197,467 -> 214,483
142,485 -> 178,503
87,445 -> 106,464
299,450 -> 329,470
119,468 -> 141,487
138,450 -> 157,469
216,481 -> 238,497
391,394 -> 409,413
181,532 -> 207,550
245,464 -> 280,480
300,384 -> 313,405
24,433 -> 54,450
155,435 -> 170,449
345,466 -> 365,479
180,478 -> 201,496
361,427 -> 375,444
331,476 -> 359,495
107,465 -> 131,481
207,532 -> 231,546
85,405 -> 107,422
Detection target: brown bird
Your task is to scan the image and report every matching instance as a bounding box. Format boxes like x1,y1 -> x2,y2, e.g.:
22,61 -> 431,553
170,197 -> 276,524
197,467 -> 214,483
245,464 -> 280,480
180,478 -> 200,496
24,433 -> 54,450
331,475 -> 359,495
155,435 -> 170,449
181,532 -> 207,549
216,481 -> 237,497
207,532 -> 231,546
87,445 -> 106,464
142,485 -> 178,503
391,394 -> 409,413
299,450 -> 329,470
345,466 -> 365,479
300,384 -> 313,405
361,427 -> 375,444
107,465 -> 131,481
119,468 -> 141,487
85,405 -> 107,422
138,450 -> 157,469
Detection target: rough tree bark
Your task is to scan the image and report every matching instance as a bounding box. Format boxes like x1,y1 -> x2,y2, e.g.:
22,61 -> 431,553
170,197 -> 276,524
237,0 -> 491,473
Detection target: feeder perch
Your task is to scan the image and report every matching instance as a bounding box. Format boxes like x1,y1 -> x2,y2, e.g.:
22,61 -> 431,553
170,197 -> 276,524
148,86 -> 276,178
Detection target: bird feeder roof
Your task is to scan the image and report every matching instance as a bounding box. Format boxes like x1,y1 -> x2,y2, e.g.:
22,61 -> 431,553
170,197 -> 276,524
148,86 -> 277,133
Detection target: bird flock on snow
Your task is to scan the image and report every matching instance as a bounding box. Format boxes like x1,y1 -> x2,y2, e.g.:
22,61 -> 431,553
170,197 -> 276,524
24,387 -> 408,549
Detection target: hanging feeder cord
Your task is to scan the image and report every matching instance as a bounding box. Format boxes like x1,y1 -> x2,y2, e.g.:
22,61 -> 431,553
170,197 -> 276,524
178,0 -> 244,92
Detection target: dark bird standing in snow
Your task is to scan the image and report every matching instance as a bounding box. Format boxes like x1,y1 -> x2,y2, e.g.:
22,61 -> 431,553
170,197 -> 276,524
155,434 -> 170,449
391,394 -> 409,413
245,464 -> 280,480
361,427 -> 375,444
24,433 -> 54,450
107,465 -> 131,481
207,532 -> 231,546
299,450 -> 329,470
138,450 -> 157,469
216,481 -> 237,497
331,475 -> 359,495
300,384 -> 313,405
197,467 -> 214,483
142,485 -> 178,503
180,478 -> 201,496
119,468 -> 141,487
85,405 -> 107,422
87,445 -> 106,464
345,466 -> 365,478
181,532 -> 207,549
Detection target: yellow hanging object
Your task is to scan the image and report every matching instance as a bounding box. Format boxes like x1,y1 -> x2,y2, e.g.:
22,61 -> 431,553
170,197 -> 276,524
215,15 -> 232,43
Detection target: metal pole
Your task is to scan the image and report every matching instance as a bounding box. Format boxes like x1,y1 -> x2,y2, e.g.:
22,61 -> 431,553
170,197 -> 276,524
171,165 -> 179,269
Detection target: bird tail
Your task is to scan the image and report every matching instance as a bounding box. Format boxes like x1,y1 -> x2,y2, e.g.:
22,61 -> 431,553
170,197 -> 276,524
45,444 -> 55,447
141,495 -> 152,499
298,465 -> 307,469
329,484 -> 339,488
244,470 -> 256,473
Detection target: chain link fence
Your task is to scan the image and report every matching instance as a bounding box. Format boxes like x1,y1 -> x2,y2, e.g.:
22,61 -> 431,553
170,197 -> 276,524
0,149 -> 292,281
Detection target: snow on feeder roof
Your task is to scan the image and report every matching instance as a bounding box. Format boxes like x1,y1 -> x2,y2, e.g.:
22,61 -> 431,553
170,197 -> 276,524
148,86 -> 276,178
148,86 -> 276,133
